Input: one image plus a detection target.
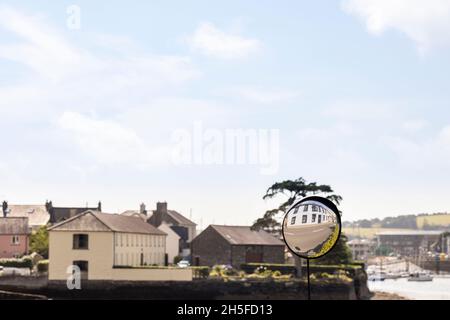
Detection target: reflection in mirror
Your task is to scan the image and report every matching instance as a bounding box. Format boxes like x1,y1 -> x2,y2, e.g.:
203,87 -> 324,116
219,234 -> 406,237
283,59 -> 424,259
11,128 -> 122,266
282,199 -> 341,259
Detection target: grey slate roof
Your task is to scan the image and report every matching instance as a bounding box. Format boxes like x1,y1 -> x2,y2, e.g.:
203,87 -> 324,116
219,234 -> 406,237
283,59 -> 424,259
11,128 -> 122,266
121,210 -> 147,221
0,217 -> 29,234
149,209 -> 197,226
49,210 -> 166,235
4,205 -> 49,227
210,225 -> 284,246
50,207 -> 98,223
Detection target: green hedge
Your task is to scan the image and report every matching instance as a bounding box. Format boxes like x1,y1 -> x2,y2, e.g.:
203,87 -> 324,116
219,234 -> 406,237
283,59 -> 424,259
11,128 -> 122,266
0,257 -> 33,269
241,263 -> 364,277
241,263 -> 296,275
36,260 -> 49,273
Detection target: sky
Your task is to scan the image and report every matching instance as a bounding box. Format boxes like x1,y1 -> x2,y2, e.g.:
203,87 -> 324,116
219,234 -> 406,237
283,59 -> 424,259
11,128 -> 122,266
2,1 -> 450,226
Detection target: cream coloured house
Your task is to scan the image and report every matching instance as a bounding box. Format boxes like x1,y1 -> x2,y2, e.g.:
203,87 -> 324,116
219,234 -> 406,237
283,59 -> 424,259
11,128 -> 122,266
158,222 -> 181,264
48,210 -> 192,281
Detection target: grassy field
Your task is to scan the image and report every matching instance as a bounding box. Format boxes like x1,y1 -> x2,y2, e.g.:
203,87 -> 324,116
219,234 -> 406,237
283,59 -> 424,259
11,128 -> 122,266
417,214 -> 450,229
342,227 -> 416,239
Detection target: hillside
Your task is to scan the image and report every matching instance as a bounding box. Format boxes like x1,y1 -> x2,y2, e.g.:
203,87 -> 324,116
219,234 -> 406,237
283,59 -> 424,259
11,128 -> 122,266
342,227 -> 416,239
417,214 -> 450,229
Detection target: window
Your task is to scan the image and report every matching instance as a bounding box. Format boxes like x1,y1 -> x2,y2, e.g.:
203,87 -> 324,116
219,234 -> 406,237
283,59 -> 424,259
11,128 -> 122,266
302,215 -> 307,224
11,235 -> 20,245
318,215 -> 322,224
73,260 -> 88,272
120,234 -> 123,247
312,214 -> 316,223
293,206 -> 299,214
303,205 -> 308,212
73,234 -> 89,250
312,205 -> 318,212
290,216 -> 296,225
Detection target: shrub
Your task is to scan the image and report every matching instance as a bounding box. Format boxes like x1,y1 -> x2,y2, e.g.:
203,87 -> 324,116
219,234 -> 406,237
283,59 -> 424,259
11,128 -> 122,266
173,256 -> 183,264
0,257 -> 33,269
241,263 -> 296,275
191,266 -> 210,279
36,260 -> 49,273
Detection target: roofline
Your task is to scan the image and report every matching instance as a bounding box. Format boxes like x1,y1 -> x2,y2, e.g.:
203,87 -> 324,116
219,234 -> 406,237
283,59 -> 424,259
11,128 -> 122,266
49,210 -> 167,235
0,232 -> 30,235
48,210 -> 110,231
208,225 -> 283,246
53,207 -> 98,210
49,229 -> 166,236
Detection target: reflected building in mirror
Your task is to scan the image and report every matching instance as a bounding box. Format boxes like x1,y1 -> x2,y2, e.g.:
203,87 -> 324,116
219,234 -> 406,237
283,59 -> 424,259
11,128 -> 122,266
283,200 -> 340,259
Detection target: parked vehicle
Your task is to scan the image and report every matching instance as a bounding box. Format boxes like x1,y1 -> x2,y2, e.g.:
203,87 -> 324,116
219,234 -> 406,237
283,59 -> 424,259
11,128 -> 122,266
177,260 -> 190,268
408,271 -> 433,282
368,273 -> 386,281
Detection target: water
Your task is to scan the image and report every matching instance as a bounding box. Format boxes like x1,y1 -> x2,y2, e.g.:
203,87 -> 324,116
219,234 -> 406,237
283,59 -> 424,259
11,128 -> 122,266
368,277 -> 450,300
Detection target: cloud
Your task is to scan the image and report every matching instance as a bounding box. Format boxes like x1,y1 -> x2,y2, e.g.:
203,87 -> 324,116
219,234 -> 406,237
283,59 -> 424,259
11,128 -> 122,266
384,124 -> 450,168
0,6 -> 205,171
402,119 -> 428,133
222,86 -> 299,104
322,100 -> 394,120
342,0 -> 450,52
58,112 -> 171,167
185,22 -> 261,59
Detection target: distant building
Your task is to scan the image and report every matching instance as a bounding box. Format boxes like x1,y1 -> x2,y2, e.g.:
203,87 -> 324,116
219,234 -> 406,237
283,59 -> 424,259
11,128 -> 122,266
191,225 -> 285,268
2,201 -> 49,231
47,200 -> 101,224
0,217 -> 30,258
148,202 -> 197,258
286,201 -> 336,227
1,200 -> 102,230
376,230 -> 442,257
347,239 -> 375,261
48,210 -> 178,281
158,222 -> 181,264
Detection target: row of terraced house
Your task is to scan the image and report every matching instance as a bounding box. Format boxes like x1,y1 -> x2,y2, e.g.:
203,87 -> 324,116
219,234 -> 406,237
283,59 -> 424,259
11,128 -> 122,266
1,200 -> 284,282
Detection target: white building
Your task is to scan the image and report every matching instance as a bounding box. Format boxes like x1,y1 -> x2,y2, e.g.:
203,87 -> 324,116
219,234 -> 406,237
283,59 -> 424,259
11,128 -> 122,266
286,200 -> 336,228
158,222 -> 181,264
48,211 -> 193,281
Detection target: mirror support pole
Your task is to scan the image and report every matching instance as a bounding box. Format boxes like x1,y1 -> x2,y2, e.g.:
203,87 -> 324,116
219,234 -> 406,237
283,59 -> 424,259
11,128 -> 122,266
306,259 -> 311,300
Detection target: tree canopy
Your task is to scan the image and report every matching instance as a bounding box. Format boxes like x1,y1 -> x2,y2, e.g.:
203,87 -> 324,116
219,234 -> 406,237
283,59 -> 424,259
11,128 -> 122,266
251,177 -> 342,233
29,226 -> 49,258
252,177 -> 352,265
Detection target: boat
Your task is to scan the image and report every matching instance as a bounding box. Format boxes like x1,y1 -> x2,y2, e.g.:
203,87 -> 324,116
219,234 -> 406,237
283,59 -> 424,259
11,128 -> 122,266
407,271 -> 433,282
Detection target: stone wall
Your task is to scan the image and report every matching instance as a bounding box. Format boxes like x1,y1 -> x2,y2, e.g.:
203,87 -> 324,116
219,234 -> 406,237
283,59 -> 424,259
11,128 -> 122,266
0,277 -> 362,300
231,245 -> 284,267
191,227 -> 232,266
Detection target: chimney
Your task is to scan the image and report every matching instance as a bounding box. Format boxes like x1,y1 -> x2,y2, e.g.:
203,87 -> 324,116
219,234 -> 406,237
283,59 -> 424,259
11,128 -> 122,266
140,203 -> 147,215
45,200 -> 55,222
98,201 -> 102,212
153,202 -> 168,227
2,201 -> 8,218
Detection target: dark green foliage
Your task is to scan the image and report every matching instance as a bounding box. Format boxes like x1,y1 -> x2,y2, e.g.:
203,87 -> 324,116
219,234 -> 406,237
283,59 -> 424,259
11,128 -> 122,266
251,177 -> 342,232
312,234 -> 353,265
29,226 -> 49,258
37,260 -> 49,273
0,257 -> 33,269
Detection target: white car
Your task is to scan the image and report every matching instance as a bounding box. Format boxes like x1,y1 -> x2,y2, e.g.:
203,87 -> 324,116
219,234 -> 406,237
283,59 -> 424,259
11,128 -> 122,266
177,260 -> 190,268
